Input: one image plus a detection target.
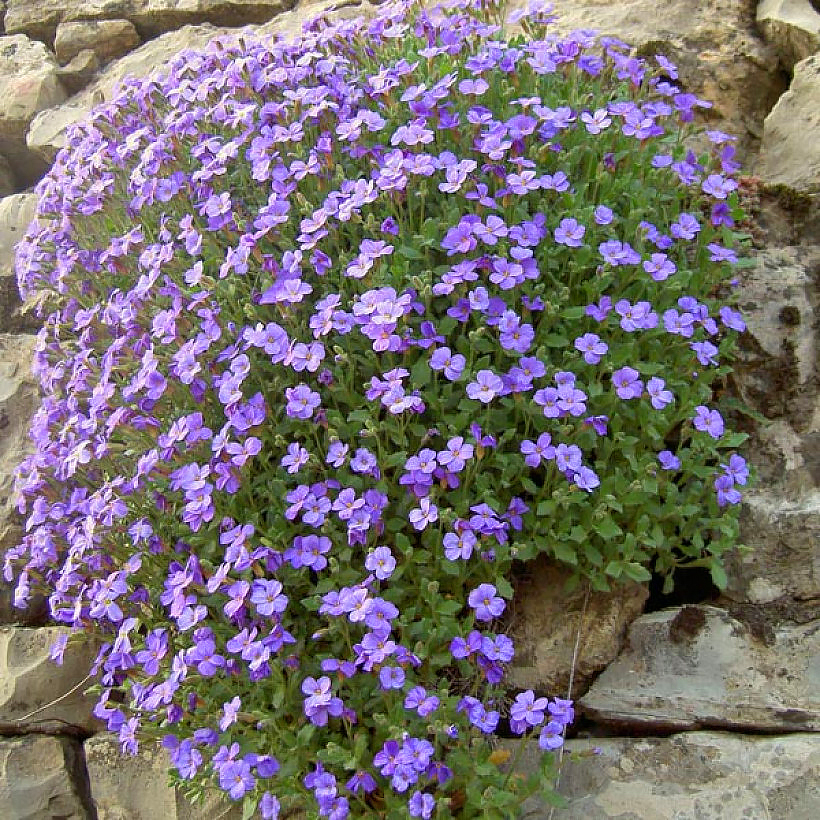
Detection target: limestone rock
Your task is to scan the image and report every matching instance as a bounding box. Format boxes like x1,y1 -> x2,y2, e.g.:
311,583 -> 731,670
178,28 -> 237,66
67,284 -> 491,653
734,246 -> 817,424
514,732 -> 820,819
0,154 -> 14,196
759,54 -> 820,193
506,558 -> 648,697
54,19 -> 140,65
0,626 -> 102,733
0,34 -> 67,187
579,606 -> 820,732
0,333 -> 47,626
729,488 -> 820,603
26,23 -> 235,163
56,48 -> 101,96
256,0 -> 370,38
757,0 -> 820,70
0,193 -> 38,331
0,735 -> 92,820
4,0 -> 296,43
86,734 -> 241,820
508,0 -> 785,159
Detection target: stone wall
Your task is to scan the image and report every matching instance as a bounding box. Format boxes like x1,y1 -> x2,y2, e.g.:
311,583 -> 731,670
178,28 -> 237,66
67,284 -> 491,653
0,0 -> 817,817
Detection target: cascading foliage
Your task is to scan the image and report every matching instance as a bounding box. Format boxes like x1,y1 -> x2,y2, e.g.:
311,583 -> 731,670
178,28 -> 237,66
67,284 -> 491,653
5,0 -> 750,816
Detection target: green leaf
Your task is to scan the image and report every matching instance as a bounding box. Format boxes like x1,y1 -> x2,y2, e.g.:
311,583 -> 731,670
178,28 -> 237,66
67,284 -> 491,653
709,562 -> 728,589
621,562 -> 652,583
397,244 -> 423,260
410,356 -> 431,388
595,518 -> 622,540
552,542 -> 578,565
495,576 -> 514,599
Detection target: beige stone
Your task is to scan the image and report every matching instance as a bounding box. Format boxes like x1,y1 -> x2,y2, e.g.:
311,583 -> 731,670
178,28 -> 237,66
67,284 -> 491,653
580,606 -> 820,731
0,154 -> 14,197
0,193 -> 38,331
4,0 -> 297,43
507,557 -> 648,697
56,48 -> 101,96
0,34 -> 67,186
0,626 -> 102,733
86,734 -> 241,820
514,732 -> 820,819
758,54 -> 820,193
55,19 -> 140,65
0,332 -> 46,625
757,0 -> 820,69
0,734 -> 91,820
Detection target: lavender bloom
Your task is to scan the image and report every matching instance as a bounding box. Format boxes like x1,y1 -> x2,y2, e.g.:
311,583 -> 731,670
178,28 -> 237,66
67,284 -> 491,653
694,406 -> 724,439
658,450 -> 681,471
468,584 -> 505,622
612,367 -> 643,399
554,217 -> 586,247
466,370 -> 504,403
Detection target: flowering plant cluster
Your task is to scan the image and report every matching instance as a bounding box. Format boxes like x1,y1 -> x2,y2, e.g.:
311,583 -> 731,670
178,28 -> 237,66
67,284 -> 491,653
6,0 -> 750,816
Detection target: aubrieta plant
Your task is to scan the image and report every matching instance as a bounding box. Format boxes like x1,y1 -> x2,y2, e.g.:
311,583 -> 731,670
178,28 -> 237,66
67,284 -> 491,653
6,0 -> 751,816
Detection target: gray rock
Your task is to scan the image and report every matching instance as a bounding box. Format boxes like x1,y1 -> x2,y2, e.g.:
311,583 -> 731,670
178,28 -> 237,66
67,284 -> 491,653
730,489 -> 820,603
4,0 -> 296,43
734,246 -> 817,424
86,734 -> 241,820
0,333 -> 47,626
757,0 -> 820,70
54,19 -> 140,65
579,606 -> 820,731
759,54 -> 820,193
0,154 -> 13,196
0,626 -> 102,734
514,731 -> 820,819
507,557 -> 648,697
0,734 -> 92,820
0,193 -> 38,330
56,48 -> 101,96
0,34 -> 67,187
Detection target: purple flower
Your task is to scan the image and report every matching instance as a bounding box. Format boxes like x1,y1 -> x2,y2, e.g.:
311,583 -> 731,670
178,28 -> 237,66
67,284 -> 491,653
408,791 -> 435,819
285,384 -> 320,420
574,333 -> 608,365
520,433 -> 554,467
365,546 -> 396,580
722,454 -> 748,485
466,370 -> 504,403
714,473 -> 742,506
658,450 -> 681,471
646,377 -> 673,409
612,367 -> 643,399
379,666 -> 405,690
694,405 -> 724,439
430,347 -> 466,381
468,583 -> 505,622
443,528 -> 476,561
670,211 -> 701,240
538,720 -> 565,750
510,690 -> 548,733
409,498 -> 438,531
554,217 -> 586,247
281,442 -> 310,474
643,253 -> 676,281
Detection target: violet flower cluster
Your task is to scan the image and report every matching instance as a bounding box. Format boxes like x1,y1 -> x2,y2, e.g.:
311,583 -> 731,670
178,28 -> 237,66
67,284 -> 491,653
6,0 -> 750,816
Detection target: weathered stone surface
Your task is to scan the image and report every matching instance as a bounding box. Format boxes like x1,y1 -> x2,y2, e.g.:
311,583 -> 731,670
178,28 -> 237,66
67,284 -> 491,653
0,734 -> 92,820
516,0 -> 786,158
729,489 -> 820,603
515,731 -> 820,819
580,606 -> 820,732
86,734 -> 241,820
0,193 -> 37,331
0,626 -> 101,733
0,154 -> 13,196
26,23 -> 234,163
757,0 -> 820,70
0,34 -> 67,186
0,333 -> 47,626
4,0 -> 296,43
507,558 -> 648,697
54,19 -> 140,65
56,48 -> 101,96
758,54 -> 820,193
256,0 -> 370,38
734,246 -> 818,424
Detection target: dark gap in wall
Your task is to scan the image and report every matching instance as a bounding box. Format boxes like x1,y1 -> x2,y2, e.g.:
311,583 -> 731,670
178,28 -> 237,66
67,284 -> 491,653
643,565 -> 720,613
